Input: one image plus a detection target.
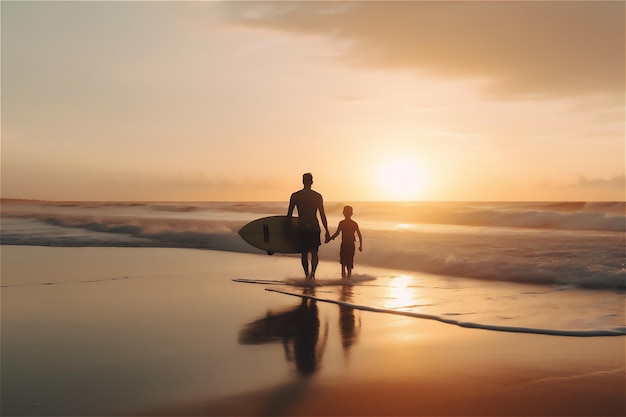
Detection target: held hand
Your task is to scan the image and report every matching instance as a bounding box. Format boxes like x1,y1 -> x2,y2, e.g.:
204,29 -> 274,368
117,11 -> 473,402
324,231 -> 331,244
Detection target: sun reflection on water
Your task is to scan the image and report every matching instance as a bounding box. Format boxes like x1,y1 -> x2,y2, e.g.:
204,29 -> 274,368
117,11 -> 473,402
385,274 -> 419,310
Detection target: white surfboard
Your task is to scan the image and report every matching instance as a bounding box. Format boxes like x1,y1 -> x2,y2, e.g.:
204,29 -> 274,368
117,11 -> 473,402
238,216 -> 299,254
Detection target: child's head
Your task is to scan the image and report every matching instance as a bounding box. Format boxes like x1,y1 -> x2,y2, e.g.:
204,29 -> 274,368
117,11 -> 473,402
343,205 -> 353,218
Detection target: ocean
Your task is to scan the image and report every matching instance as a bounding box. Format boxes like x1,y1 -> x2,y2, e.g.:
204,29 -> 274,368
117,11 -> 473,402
1,199 -> 624,337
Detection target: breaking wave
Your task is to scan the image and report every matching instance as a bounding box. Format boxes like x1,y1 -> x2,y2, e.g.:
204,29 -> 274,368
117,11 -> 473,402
1,200 -> 624,291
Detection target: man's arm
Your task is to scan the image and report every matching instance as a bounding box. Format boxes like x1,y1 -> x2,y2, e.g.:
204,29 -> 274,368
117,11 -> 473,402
318,196 -> 330,240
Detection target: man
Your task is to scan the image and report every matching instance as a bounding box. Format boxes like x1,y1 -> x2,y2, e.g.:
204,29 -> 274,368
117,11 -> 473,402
287,173 -> 331,280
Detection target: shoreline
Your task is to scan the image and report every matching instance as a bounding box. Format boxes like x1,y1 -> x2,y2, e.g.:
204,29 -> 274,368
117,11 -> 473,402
2,246 -> 624,416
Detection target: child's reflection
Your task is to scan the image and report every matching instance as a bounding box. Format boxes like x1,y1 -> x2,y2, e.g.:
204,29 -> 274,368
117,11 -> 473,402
339,285 -> 361,357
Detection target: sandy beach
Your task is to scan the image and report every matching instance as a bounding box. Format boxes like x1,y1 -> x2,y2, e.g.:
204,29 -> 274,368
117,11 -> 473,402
1,245 -> 624,416
4,1 -> 625,415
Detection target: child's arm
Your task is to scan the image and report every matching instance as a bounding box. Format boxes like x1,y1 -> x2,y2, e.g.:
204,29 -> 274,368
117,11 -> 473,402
356,222 -> 363,251
329,221 -> 342,241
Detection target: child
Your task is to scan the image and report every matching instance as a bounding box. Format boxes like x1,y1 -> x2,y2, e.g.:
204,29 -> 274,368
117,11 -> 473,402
329,205 -> 363,278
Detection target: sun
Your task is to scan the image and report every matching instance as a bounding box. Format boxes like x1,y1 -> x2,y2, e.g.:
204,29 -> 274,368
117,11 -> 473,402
375,158 -> 429,201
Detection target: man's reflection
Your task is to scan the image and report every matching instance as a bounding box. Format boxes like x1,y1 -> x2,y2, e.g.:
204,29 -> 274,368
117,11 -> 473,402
239,287 -> 328,377
339,285 -> 361,357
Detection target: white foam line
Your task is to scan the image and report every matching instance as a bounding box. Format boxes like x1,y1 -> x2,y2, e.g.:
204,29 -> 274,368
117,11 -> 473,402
231,278 -> 289,286
265,288 -> 626,338
526,367 -> 626,386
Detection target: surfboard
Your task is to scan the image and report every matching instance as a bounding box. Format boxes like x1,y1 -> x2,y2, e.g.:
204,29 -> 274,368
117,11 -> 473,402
238,216 -> 299,255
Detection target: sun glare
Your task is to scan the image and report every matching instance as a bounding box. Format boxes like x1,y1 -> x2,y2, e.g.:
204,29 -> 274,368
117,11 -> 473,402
376,158 -> 429,201
385,274 -> 418,309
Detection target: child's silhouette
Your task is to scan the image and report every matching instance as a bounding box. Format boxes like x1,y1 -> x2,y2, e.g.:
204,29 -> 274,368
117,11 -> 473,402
328,205 -> 363,279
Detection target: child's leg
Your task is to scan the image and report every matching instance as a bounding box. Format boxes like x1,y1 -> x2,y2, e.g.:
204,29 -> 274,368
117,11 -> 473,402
347,248 -> 355,278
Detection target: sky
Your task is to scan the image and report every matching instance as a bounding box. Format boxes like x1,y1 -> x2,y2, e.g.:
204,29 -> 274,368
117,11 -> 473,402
1,0 -> 624,202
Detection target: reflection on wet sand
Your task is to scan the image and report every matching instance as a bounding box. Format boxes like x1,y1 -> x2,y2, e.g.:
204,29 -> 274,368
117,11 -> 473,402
143,286 -> 362,416
239,287 -> 329,377
338,285 -> 361,357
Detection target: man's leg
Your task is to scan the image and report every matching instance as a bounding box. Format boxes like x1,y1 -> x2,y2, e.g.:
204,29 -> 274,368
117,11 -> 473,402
301,251 -> 310,279
310,249 -> 319,279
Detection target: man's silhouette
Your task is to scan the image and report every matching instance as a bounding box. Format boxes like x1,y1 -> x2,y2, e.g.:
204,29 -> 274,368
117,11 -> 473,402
287,173 -> 330,280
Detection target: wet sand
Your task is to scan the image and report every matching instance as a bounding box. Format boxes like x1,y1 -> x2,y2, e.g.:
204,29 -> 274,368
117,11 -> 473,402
1,246 -> 624,416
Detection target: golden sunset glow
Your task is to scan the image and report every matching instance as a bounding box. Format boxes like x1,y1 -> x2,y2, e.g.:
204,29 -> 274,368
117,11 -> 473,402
1,2 -> 623,202
375,158 -> 430,201
385,274 -> 418,310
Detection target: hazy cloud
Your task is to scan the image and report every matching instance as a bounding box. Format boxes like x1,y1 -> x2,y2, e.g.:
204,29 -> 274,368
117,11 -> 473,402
222,1 -> 624,99
574,174 -> 626,189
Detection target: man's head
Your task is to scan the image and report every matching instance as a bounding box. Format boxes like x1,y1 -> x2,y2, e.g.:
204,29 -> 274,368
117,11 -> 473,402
302,173 -> 313,186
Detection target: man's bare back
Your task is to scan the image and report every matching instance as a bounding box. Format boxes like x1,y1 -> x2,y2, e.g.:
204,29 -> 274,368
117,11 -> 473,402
286,173 -> 330,279
289,188 -> 323,230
